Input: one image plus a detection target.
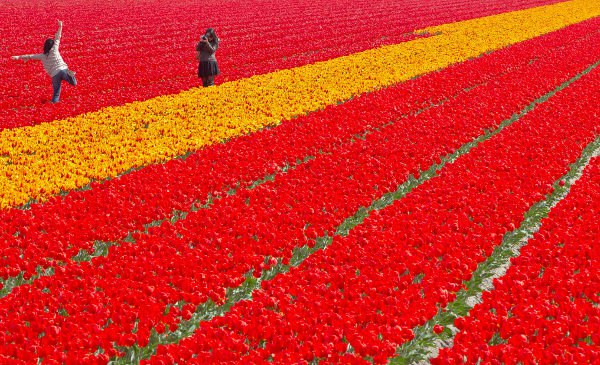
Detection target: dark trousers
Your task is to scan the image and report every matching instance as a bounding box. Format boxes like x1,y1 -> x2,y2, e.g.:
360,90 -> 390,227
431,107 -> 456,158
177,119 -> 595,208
51,69 -> 77,103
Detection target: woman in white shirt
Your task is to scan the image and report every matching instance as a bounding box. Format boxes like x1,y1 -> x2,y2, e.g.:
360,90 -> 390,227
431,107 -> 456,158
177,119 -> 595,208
12,20 -> 77,104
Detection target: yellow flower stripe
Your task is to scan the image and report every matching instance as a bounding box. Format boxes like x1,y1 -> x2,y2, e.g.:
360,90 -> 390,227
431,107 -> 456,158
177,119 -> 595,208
0,0 -> 598,209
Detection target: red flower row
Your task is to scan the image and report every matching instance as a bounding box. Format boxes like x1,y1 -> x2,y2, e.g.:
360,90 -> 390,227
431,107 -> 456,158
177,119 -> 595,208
2,16 -> 597,285
0,0 -> 563,130
146,54 -> 600,365
1,21 -> 599,363
433,151 -> 600,360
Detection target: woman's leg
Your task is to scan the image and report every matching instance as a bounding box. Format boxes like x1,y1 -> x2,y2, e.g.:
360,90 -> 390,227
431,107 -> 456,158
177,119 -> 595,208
205,76 -> 215,86
201,76 -> 210,87
65,70 -> 77,86
51,71 -> 65,103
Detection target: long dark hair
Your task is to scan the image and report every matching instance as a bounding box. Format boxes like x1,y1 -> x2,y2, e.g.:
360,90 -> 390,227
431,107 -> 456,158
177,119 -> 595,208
43,38 -> 55,55
204,28 -> 219,45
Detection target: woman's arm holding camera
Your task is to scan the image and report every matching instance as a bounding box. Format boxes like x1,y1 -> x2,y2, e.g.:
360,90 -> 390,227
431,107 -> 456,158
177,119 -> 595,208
203,40 -> 218,55
196,37 -> 208,51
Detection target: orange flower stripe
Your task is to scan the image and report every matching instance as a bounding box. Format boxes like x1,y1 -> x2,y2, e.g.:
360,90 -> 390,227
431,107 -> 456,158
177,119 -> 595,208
0,0 -> 598,209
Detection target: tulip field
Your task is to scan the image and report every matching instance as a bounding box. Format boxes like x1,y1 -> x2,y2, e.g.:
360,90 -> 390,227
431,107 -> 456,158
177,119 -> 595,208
1,0 -> 600,364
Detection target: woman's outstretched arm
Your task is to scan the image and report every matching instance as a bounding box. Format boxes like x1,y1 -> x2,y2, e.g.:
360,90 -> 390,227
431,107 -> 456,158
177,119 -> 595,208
54,20 -> 63,47
11,54 -> 43,61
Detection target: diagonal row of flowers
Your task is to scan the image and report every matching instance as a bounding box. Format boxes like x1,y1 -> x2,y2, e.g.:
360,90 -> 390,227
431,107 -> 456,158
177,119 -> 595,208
2,12 -> 599,288
0,0 -> 563,130
2,0 -> 599,209
387,141 -> 600,365
433,158 -> 600,364
4,16 -> 597,289
2,26 -> 600,364
144,55 -> 600,365
432,158 -> 600,364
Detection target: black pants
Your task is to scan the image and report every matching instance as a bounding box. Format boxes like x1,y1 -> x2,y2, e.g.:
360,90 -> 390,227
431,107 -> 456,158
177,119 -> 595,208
201,76 -> 215,87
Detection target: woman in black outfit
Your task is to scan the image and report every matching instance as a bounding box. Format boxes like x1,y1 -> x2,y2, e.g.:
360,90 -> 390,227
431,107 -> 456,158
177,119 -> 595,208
196,28 -> 220,87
